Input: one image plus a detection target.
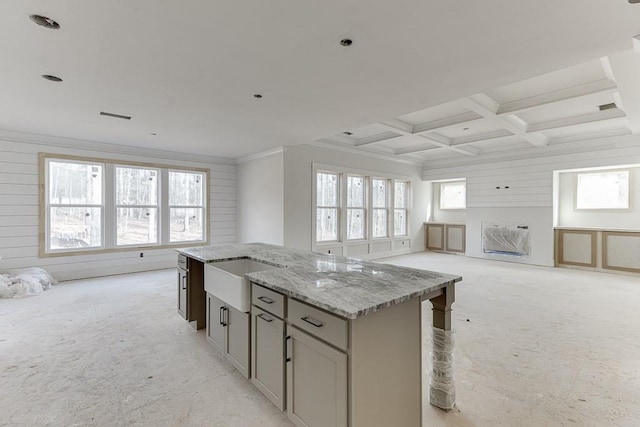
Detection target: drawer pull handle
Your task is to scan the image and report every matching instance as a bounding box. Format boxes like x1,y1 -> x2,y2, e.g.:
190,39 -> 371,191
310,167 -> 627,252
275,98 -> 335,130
257,313 -> 273,323
257,296 -> 275,304
285,335 -> 291,362
301,316 -> 324,328
220,306 -> 228,327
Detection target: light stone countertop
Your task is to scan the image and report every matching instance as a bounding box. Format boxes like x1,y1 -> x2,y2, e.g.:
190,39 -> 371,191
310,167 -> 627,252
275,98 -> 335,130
177,243 -> 461,319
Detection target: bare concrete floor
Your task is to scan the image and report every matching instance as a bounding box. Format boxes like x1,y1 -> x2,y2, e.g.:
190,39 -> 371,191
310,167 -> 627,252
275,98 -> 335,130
1,252 -> 640,426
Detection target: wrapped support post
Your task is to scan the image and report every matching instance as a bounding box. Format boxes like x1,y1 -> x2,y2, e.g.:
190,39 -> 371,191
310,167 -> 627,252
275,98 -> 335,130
430,327 -> 455,410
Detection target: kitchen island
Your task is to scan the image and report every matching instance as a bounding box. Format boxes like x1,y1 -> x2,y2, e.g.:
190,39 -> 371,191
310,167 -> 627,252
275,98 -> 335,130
177,243 -> 460,427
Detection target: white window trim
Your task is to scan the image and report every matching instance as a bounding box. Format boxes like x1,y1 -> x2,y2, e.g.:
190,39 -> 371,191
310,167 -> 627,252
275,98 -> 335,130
315,170 -> 341,243
39,153 -> 210,257
574,169 -> 631,211
312,163 -> 412,251
393,180 -> 410,237
439,180 -> 466,210
346,174 -> 367,241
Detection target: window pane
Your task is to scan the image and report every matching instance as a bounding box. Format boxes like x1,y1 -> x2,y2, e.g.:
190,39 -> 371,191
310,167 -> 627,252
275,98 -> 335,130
316,208 -> 338,241
49,161 -> 102,205
347,176 -> 364,208
347,208 -> 365,240
394,209 -> 407,236
317,173 -> 338,206
577,171 -> 629,209
50,207 -> 101,249
441,182 -> 466,209
116,208 -> 158,245
170,208 -> 204,242
395,181 -> 408,209
372,209 -> 387,238
169,171 -> 204,206
116,167 -> 158,205
372,179 -> 387,208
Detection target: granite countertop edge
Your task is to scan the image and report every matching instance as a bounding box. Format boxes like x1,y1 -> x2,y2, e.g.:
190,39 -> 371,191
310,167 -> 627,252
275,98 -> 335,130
177,244 -> 461,319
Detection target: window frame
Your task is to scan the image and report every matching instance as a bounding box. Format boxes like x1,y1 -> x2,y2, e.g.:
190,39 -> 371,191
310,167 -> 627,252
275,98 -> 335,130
168,169 -> 207,244
315,171 -> 341,243
346,174 -> 367,241
39,153 -> 210,257
393,180 -> 410,237
440,181 -> 466,210
371,177 -> 389,239
575,169 -> 631,211
44,158 -> 106,254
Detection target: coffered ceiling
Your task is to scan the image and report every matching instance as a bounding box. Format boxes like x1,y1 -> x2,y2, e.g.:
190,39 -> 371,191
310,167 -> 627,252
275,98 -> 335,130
317,51 -> 640,164
1,1 -> 640,160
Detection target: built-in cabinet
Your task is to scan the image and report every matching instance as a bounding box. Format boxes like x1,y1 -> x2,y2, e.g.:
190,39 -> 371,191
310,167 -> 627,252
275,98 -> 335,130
555,227 -> 640,274
425,222 -> 466,254
206,293 -> 251,378
177,254 -> 206,329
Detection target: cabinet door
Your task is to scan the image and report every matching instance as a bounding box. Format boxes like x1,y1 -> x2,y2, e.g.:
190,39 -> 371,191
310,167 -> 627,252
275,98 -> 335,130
225,305 -> 250,379
206,294 -> 225,352
286,326 -> 347,427
251,307 -> 285,410
177,269 -> 187,319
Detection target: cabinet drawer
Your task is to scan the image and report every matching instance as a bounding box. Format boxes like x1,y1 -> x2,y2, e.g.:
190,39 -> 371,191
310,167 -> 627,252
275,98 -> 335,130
178,254 -> 188,269
252,283 -> 285,318
288,299 -> 348,351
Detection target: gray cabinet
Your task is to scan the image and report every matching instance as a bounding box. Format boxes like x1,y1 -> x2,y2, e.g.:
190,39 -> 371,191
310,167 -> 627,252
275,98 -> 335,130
177,254 -> 206,329
177,268 -> 187,319
286,325 -> 347,427
251,306 -> 285,410
207,293 -> 250,378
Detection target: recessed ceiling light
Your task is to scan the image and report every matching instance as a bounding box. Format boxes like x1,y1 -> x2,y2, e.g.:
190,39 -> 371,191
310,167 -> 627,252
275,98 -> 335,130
42,74 -> 62,82
30,14 -> 60,29
253,94 -> 263,99
342,131 -> 353,136
150,133 -> 157,136
629,0 -> 640,4
339,38 -> 353,47
462,127 -> 470,131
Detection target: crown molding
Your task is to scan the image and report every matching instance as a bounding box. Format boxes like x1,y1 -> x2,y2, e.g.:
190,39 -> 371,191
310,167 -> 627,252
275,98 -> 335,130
0,128 -> 236,166
236,146 -> 288,164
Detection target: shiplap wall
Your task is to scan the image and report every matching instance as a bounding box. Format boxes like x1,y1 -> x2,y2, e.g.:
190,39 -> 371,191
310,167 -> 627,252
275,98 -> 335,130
0,133 -> 237,281
423,135 -> 640,266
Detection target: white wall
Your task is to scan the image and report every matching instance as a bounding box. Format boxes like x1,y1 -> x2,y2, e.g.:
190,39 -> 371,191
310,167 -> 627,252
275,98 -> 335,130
557,166 -> 640,230
0,132 -> 237,281
237,149 -> 284,244
283,144 -> 428,255
423,134 -> 640,267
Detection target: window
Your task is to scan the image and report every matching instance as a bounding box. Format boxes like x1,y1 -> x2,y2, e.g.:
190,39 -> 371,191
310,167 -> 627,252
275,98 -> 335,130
372,178 -> 388,238
47,160 -> 103,250
316,172 -> 339,242
169,171 -> 205,242
116,166 -> 159,246
440,181 -> 466,210
346,175 -> 366,240
576,170 -> 629,209
394,180 -> 409,236
42,154 -> 208,255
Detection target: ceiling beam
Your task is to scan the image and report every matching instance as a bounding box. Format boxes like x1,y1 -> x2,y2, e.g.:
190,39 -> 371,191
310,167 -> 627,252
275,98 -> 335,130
419,134 -> 479,156
394,144 -> 438,155
354,131 -> 403,146
527,107 -> 626,133
496,78 -> 618,115
462,94 -> 549,147
412,112 -> 482,134
450,129 -> 513,146
603,51 -> 640,135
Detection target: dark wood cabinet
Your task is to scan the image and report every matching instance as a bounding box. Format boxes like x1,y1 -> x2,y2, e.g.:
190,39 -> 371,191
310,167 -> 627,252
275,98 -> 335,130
177,254 -> 206,329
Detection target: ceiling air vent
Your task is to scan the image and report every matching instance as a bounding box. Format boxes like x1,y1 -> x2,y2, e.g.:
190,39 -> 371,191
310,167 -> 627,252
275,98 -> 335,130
599,103 -> 617,111
100,111 -> 132,120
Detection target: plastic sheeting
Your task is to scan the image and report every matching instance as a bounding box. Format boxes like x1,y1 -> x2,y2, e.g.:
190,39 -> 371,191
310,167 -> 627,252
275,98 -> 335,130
430,327 -> 455,410
482,223 -> 530,256
0,267 -> 58,298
